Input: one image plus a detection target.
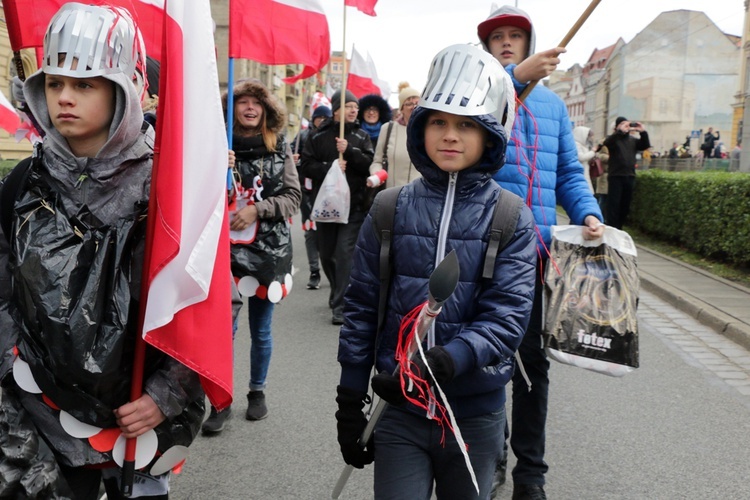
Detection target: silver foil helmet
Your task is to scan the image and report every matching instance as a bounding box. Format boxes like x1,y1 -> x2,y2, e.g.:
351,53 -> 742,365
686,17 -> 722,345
419,44 -> 515,136
43,2 -> 147,97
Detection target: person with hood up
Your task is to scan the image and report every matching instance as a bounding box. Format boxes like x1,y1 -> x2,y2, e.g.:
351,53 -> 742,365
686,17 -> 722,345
215,79 -> 300,428
0,4 -> 206,498
367,82 -> 422,189
573,125 -> 595,193
477,6 -> 604,499
300,89 -> 374,325
335,43 -> 537,499
357,93 -> 392,145
292,104 -> 333,291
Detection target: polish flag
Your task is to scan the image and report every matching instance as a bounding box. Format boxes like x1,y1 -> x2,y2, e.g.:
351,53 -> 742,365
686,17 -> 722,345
143,0 -> 233,410
347,46 -> 383,99
345,0 -> 377,16
229,0 -> 331,84
1,0 -> 164,61
0,91 -> 21,136
367,52 -> 391,98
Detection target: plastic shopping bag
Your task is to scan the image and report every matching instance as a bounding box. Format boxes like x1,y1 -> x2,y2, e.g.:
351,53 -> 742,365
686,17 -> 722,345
543,225 -> 640,377
311,160 -> 350,224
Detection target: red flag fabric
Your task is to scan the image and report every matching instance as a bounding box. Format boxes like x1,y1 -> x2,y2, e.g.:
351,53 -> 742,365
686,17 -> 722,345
229,0 -> 331,84
1,0 -> 164,61
0,91 -> 21,135
345,0 -> 377,16
144,0 -> 233,410
347,46 -> 382,98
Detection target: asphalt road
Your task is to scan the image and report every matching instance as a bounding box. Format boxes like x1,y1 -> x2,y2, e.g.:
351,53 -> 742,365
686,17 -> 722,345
170,218 -> 750,500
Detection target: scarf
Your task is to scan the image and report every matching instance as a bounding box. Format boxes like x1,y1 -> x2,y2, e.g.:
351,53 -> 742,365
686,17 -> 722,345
360,121 -> 382,143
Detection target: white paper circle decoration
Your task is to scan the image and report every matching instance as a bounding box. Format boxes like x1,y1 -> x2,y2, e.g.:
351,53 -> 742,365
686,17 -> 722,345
267,281 -> 283,303
112,429 -> 158,469
59,410 -> 102,439
149,445 -> 189,476
237,276 -> 259,297
284,273 -> 293,294
13,357 -> 42,394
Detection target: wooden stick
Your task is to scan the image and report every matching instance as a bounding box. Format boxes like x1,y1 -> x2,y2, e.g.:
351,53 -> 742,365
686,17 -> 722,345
339,3 -> 348,163
518,0 -> 602,102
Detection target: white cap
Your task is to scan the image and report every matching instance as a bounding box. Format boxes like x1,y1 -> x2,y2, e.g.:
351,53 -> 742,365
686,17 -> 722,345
43,3 -> 147,96
420,44 -> 515,136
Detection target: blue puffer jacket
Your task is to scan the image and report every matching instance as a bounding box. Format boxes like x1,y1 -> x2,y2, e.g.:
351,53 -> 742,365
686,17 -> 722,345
338,107 -> 538,419
495,64 -> 602,254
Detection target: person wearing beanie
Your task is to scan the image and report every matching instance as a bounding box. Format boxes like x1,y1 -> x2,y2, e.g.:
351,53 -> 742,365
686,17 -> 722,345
300,90 -> 374,325
336,43 -> 537,499
367,82 -> 422,189
357,93 -> 392,144
602,117 -> 650,229
291,104 -> 333,291
478,6 -> 604,499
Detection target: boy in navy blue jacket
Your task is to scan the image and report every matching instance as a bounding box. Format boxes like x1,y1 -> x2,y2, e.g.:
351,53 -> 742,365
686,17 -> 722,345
335,44 -> 538,499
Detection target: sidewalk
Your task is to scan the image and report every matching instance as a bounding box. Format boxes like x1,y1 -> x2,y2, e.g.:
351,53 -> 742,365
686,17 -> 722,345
636,244 -> 750,351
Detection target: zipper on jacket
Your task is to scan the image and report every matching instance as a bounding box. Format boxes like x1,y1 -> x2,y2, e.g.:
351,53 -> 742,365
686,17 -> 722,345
75,173 -> 89,205
426,171 -> 457,419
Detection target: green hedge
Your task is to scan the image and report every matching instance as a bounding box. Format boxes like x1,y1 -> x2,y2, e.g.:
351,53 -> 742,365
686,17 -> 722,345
631,170 -> 750,266
0,159 -> 20,178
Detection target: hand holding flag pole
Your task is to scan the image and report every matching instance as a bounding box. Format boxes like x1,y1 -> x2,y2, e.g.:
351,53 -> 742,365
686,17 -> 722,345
518,0 -> 602,102
331,250 -> 460,499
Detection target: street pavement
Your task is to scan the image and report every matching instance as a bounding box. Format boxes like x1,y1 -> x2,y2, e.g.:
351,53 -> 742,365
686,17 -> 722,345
170,218 -> 750,499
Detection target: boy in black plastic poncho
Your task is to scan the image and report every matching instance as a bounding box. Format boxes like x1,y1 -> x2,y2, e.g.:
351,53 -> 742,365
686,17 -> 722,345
0,4 -> 204,498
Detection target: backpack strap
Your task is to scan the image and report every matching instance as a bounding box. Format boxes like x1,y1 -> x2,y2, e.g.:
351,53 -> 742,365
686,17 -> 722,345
370,185 -> 403,344
381,121 -> 393,171
482,189 -> 525,280
1,156 -> 34,244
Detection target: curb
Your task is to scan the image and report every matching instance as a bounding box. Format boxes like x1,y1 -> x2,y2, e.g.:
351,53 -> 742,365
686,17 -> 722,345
638,264 -> 750,352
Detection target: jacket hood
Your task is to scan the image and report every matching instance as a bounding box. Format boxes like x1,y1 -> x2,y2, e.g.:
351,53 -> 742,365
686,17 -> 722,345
573,126 -> 591,145
24,69 -> 145,160
357,94 -> 392,125
222,79 -> 287,135
406,105 -> 507,187
478,5 -> 536,58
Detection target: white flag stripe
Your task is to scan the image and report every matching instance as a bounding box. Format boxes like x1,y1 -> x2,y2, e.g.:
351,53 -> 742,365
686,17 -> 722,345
143,0 -> 229,334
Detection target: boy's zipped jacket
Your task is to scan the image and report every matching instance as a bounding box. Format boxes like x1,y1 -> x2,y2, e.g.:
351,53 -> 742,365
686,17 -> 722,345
338,105 -> 538,419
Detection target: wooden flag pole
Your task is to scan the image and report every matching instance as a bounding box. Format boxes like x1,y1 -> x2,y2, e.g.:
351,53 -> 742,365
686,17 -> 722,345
518,0 -> 602,102
339,1 -> 349,163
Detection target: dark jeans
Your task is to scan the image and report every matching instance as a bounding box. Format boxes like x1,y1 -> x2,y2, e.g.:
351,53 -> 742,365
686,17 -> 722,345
304,228 -> 320,274
508,277 -> 550,486
247,295 -> 275,391
375,406 -> 505,499
606,175 -> 636,230
316,210 -> 365,315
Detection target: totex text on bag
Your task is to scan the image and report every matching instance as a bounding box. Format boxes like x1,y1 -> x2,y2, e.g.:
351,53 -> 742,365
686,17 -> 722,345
543,225 -> 639,377
311,159 -> 350,224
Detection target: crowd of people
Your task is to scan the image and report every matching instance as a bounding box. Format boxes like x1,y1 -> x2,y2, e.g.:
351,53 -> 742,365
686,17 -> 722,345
0,2 -> 664,499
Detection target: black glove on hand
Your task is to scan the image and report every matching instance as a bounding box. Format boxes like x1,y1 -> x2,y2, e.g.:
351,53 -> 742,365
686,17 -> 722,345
335,385 -> 374,469
371,346 -> 456,406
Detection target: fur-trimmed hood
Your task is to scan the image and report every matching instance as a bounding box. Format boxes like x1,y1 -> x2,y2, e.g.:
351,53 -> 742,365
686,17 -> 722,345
357,93 -> 392,125
222,79 -> 287,135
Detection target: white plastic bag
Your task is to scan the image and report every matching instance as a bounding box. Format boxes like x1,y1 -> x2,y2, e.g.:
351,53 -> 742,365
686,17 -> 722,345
543,225 -> 640,377
311,160 -> 350,224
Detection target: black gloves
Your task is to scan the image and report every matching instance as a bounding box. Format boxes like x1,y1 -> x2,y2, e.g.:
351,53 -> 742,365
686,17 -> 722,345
371,346 -> 455,406
335,385 -> 374,469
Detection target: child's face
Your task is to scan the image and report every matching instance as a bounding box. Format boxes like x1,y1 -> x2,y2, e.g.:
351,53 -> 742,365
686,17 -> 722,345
235,95 -> 264,130
487,26 -> 529,67
424,111 -> 488,173
45,74 -> 116,156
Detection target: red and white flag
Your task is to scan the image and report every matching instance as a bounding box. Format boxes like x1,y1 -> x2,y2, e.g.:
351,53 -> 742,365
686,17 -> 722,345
347,46 -> 383,98
345,0 -> 377,16
144,0 -> 233,410
0,91 -> 21,136
1,0 -> 164,61
229,0 -> 331,84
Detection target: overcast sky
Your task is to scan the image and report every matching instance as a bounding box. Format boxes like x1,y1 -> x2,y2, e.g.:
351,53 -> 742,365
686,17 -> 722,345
324,0 -> 744,107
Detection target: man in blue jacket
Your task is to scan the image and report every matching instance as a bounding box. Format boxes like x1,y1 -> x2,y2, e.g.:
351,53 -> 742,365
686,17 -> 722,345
478,6 -> 604,500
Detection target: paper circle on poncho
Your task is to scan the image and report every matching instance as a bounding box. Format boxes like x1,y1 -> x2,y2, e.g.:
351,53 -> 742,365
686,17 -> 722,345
284,273 -> 293,294
13,357 -> 42,394
112,429 -> 158,469
149,445 -> 189,476
60,410 -> 102,438
267,281 -> 283,303
237,276 -> 259,297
